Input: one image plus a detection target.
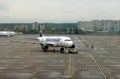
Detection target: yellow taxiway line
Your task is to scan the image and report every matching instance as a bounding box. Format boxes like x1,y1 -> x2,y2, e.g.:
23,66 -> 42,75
67,54 -> 72,79
89,55 -> 107,79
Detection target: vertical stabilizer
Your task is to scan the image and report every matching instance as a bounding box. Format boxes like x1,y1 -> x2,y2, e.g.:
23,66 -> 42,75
38,24 -> 43,37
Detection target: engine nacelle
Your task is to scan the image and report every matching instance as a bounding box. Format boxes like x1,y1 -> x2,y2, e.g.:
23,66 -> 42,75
69,44 -> 75,48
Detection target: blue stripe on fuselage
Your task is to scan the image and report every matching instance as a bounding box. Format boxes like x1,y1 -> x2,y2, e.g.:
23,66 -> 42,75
46,38 -> 61,42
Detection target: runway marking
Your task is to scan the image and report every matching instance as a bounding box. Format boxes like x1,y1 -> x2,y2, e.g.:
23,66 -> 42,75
89,55 -> 107,79
67,54 -> 72,79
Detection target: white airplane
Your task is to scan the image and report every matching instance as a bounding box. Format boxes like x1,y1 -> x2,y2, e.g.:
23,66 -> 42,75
0,31 -> 17,37
36,25 -> 76,53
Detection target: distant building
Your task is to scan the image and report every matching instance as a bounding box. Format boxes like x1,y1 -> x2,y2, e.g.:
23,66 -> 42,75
32,22 -> 38,30
14,26 -> 18,30
3,28 -> 8,31
78,21 -> 94,32
67,27 -> 70,33
24,25 -> 28,31
71,28 -> 75,33
78,20 -> 120,32
15,25 -> 28,31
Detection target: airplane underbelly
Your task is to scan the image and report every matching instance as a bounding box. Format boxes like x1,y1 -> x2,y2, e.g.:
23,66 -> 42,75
51,42 -> 62,47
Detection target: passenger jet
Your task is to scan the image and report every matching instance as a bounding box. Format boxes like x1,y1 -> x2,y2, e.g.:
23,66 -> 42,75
0,31 -> 17,37
37,25 -> 76,53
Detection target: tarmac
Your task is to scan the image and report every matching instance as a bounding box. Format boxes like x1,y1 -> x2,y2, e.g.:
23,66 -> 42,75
0,34 -> 120,79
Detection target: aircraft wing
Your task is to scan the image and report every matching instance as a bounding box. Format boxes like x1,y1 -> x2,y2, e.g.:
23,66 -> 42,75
46,42 -> 55,46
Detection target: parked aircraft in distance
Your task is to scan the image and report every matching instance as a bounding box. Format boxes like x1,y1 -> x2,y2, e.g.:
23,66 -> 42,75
0,31 -> 17,37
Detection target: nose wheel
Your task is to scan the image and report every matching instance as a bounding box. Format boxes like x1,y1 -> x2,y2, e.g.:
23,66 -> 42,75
60,47 -> 64,53
60,47 -> 78,54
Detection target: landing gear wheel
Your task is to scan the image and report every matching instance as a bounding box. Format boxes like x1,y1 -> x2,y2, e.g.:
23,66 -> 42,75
41,45 -> 49,52
70,44 -> 75,48
43,48 -> 47,52
60,47 -> 64,53
68,49 -> 72,54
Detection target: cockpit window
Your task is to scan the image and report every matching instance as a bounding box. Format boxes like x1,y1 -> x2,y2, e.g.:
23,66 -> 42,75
64,39 -> 71,41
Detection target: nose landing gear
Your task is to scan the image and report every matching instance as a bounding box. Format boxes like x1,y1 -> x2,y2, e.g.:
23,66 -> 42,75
60,47 -> 64,53
68,48 -> 78,54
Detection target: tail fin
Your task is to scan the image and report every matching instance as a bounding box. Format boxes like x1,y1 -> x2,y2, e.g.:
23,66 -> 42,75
38,24 -> 44,37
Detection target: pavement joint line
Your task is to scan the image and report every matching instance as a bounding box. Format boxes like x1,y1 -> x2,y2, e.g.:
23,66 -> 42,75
67,54 -> 72,79
80,36 -> 89,48
89,54 -> 107,79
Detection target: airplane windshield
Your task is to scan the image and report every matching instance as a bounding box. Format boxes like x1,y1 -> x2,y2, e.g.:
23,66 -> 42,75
64,39 -> 71,41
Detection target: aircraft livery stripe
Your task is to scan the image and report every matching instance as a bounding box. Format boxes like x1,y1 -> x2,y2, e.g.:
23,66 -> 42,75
45,38 -> 61,42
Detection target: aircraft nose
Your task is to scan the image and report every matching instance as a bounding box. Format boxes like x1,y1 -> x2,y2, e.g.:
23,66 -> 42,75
63,40 -> 74,47
69,41 -> 73,46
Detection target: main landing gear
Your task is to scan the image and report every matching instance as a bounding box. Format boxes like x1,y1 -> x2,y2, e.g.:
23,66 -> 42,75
60,45 -> 78,54
60,47 -> 64,53
41,44 -> 78,54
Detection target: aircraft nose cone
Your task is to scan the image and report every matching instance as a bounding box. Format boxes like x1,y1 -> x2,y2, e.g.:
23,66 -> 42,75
63,40 -> 74,47
69,41 -> 73,47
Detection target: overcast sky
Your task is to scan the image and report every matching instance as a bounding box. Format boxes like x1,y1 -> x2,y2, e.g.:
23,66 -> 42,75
0,0 -> 120,23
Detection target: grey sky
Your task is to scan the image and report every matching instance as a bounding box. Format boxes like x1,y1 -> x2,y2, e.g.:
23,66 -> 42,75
0,0 -> 120,23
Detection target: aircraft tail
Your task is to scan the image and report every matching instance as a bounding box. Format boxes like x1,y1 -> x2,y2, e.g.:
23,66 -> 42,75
38,24 -> 44,37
